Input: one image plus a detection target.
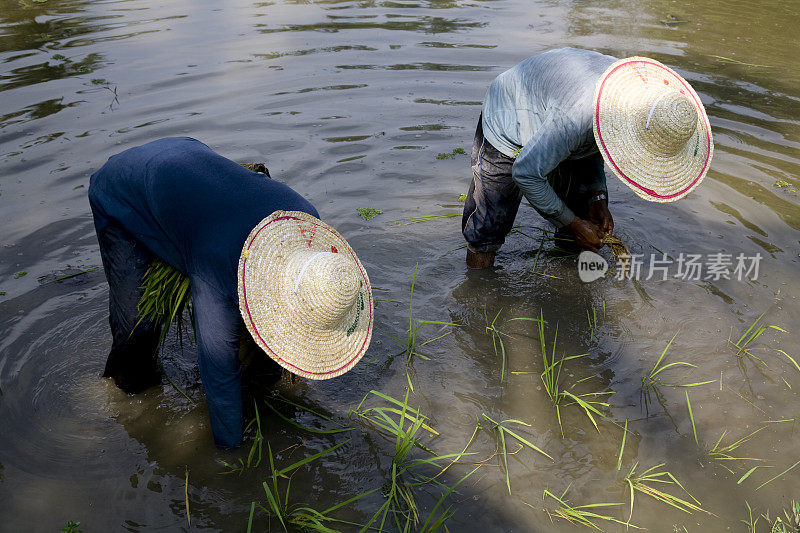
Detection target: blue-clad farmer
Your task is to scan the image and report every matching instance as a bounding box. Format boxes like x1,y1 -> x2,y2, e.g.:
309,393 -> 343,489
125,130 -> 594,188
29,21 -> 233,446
462,47 -> 714,268
89,137 -> 373,447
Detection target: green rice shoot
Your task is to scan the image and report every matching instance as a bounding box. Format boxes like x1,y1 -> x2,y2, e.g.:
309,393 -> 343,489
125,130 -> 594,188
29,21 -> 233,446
219,402 -> 264,475
480,414 -> 553,494
623,462 -> 710,525
137,258 -> 193,348
538,310 -> 611,436
385,265 -> 459,391
246,439 -> 370,532
705,427 -> 765,474
484,307 -> 541,381
351,389 -> 477,532
728,312 -> 788,367
686,391 -> 698,445
541,485 -> 634,530
617,419 -> 628,471
641,333 -> 714,407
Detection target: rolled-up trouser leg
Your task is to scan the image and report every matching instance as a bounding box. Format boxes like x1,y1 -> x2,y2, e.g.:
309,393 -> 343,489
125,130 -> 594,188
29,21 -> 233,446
95,222 -> 162,393
461,115 -> 522,253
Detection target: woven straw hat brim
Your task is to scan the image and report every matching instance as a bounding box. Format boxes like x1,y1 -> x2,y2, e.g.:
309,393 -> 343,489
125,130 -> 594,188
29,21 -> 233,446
593,57 -> 714,203
237,211 -> 373,380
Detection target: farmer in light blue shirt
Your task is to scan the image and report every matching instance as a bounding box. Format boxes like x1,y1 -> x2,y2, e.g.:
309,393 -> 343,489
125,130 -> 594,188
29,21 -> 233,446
462,48 -> 714,268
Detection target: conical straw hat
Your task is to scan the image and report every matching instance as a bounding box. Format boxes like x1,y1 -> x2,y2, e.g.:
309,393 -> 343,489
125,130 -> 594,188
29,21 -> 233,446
593,56 -> 713,202
237,210 -> 373,380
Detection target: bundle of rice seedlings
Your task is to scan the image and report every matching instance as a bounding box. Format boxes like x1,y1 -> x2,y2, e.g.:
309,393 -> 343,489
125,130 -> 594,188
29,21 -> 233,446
137,258 -> 193,348
603,233 -> 630,277
602,233 -> 629,259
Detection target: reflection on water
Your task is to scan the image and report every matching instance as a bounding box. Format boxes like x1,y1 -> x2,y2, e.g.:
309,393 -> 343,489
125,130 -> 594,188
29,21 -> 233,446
1,0 -> 800,530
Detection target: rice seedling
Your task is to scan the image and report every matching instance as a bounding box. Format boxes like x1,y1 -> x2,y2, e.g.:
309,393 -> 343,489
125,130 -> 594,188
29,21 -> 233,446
247,439 -> 370,532
530,232 -> 548,275
136,258 -> 193,348
164,373 -> 195,403
755,458 -> 800,491
418,466 -> 481,533
352,389 -> 476,532
617,419 -> 629,471
484,307 -> 542,381
506,224 -> 575,272
761,500 -> 800,532
737,465 -> 771,485
350,390 -> 439,451
385,265 -> 459,390
220,402 -> 264,475
741,500 -> 800,533
586,302 -> 606,342
685,392 -> 698,444
776,349 -> 800,374
541,485 -> 634,530
392,213 -> 460,225
728,312 -> 788,367
510,224 -> 557,241
537,310 -> 611,436
741,501 -> 759,533
704,426 -> 765,474
602,233 -> 630,262
509,223 -> 576,251
480,414 -> 553,493
641,333 -> 714,407
622,462 -> 709,525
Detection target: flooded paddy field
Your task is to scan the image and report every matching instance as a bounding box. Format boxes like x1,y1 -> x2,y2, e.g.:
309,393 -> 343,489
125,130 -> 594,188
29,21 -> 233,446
1,0 -> 799,530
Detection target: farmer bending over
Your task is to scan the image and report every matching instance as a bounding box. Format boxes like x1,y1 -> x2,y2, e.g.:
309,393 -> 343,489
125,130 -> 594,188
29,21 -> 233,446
89,137 -> 373,447
462,47 -> 713,268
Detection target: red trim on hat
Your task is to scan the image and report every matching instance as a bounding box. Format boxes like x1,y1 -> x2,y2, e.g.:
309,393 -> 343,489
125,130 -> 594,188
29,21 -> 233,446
594,59 -> 712,200
240,215 -> 373,376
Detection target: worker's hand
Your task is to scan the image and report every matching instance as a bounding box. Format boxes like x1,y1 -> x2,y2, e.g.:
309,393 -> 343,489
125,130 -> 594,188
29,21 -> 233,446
587,192 -> 614,234
567,217 -> 605,252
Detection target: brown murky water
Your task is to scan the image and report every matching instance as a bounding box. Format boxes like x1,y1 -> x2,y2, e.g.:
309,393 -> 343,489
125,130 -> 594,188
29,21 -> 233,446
1,0 -> 799,531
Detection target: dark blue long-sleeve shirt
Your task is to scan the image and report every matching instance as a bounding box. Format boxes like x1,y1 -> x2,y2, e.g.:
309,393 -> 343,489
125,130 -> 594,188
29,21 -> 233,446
89,137 -> 319,447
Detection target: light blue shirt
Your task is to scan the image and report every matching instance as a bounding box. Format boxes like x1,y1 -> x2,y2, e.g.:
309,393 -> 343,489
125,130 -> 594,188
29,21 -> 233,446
481,48 -> 616,227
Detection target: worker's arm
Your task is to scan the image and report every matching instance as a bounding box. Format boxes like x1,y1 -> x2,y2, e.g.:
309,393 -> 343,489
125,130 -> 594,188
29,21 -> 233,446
511,111 -> 576,228
511,110 -> 604,251
190,276 -> 244,448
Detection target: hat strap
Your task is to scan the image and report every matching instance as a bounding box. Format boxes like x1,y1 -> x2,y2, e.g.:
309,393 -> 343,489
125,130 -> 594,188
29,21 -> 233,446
293,251 -> 327,294
645,90 -> 674,131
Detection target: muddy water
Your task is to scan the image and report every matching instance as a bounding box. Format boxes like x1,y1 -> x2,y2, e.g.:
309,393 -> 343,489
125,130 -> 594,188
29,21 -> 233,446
1,0 -> 799,530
